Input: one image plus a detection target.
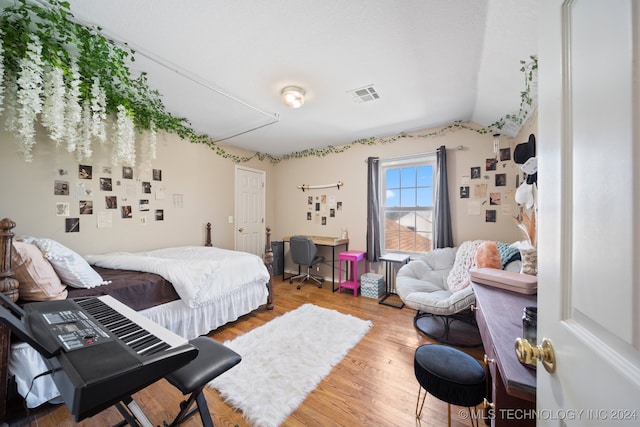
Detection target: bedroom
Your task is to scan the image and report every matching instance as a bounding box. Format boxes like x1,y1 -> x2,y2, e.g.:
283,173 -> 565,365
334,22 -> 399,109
1,0 -> 639,426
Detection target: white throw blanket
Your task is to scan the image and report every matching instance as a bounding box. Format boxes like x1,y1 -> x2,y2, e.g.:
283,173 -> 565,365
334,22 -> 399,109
446,240 -> 486,292
85,246 -> 270,308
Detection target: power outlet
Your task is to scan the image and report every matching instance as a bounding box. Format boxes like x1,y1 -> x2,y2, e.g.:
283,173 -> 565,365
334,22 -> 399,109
228,216 -> 233,224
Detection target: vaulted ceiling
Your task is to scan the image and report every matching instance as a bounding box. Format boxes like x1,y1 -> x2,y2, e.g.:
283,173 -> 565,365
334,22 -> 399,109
67,0 -> 538,156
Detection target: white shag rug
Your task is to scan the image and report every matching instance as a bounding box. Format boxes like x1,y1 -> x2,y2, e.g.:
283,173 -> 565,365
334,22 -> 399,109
208,303 -> 372,427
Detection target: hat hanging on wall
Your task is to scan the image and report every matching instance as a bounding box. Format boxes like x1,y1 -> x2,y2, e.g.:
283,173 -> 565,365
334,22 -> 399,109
515,182 -> 535,209
514,133 -> 537,185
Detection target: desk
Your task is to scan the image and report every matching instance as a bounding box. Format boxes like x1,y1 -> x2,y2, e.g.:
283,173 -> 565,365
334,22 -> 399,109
473,282 -> 536,426
378,253 -> 410,308
282,236 -> 349,292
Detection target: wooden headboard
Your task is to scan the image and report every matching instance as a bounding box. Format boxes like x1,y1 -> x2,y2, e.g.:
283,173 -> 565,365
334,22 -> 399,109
0,218 -> 19,421
0,218 -> 19,303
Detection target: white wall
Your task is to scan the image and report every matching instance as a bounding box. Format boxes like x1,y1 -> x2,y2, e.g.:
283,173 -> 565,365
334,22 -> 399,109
0,123 -> 274,255
0,112 -> 535,264
270,122 -> 537,246
270,115 -> 537,277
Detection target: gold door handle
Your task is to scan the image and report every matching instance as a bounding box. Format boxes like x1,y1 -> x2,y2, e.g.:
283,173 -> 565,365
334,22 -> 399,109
483,398 -> 495,409
515,337 -> 556,373
483,354 -> 495,365
238,227 -> 243,232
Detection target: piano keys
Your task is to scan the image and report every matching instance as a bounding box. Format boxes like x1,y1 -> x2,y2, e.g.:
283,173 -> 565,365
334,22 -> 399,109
23,295 -> 198,421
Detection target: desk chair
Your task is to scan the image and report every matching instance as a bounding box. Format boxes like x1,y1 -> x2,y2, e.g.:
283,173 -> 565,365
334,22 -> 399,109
289,236 -> 325,289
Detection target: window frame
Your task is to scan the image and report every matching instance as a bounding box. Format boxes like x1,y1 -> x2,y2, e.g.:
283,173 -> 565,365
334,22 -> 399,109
379,154 -> 437,257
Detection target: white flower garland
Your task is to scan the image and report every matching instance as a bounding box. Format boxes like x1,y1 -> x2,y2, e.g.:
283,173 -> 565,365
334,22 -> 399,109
139,123 -> 157,174
113,104 -> 136,166
63,59 -> 82,153
2,26 -> 155,168
76,100 -> 93,160
41,65 -> 66,142
16,34 -> 44,162
90,77 -> 107,142
3,74 -> 18,132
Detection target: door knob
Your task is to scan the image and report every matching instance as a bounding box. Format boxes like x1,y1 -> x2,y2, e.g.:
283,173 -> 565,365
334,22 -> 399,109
238,227 -> 243,232
515,337 -> 556,373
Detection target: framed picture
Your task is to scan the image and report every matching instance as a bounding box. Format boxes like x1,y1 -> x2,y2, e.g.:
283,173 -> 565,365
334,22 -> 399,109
485,210 -> 496,223
122,166 -> 133,179
470,167 -> 481,179
65,218 -> 80,232
460,186 -> 470,198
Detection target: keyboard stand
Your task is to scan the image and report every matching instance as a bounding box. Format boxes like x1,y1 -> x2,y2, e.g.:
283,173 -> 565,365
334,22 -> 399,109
114,397 -> 155,427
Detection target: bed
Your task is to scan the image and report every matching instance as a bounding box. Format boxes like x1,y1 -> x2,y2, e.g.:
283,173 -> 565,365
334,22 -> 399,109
0,218 -> 275,410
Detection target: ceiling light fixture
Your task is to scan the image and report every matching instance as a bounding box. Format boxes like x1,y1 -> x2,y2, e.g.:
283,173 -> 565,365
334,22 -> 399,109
281,86 -> 305,108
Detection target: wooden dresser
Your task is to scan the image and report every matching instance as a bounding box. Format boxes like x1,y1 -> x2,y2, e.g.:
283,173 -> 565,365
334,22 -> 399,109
472,282 -> 536,427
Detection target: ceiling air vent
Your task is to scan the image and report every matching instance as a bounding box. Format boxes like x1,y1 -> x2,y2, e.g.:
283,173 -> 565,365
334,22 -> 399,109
347,85 -> 380,103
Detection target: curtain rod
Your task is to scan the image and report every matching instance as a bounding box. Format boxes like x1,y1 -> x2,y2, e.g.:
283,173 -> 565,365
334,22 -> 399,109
367,145 -> 464,163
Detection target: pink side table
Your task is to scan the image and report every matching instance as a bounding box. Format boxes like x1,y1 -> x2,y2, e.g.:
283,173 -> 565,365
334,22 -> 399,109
338,250 -> 367,297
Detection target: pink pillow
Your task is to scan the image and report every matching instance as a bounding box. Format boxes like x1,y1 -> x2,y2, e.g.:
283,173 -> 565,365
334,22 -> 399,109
11,241 -> 68,301
475,241 -> 502,269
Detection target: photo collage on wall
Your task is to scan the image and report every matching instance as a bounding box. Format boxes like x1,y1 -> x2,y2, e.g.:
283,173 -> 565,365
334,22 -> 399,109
459,147 -> 517,223
53,164 -> 166,232
306,194 -> 342,225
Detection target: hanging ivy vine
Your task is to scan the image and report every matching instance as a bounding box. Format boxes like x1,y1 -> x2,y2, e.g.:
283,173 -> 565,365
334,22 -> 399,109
489,55 -> 538,131
0,0 -> 536,166
0,0 -> 193,163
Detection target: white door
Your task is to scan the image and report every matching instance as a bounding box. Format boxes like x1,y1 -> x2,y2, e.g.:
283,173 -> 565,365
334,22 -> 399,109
537,1 -> 640,425
235,166 -> 265,256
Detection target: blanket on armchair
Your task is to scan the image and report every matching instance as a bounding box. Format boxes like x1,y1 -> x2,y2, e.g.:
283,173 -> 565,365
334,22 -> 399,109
446,240 -> 521,292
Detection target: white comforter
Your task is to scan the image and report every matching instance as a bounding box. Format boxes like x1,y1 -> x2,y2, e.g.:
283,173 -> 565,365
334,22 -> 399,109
85,246 -> 270,308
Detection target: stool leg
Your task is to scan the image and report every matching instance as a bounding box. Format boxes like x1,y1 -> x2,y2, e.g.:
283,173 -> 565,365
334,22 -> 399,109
447,402 -> 451,427
195,391 -> 214,427
168,388 -> 213,427
467,407 -> 479,427
416,385 -> 427,418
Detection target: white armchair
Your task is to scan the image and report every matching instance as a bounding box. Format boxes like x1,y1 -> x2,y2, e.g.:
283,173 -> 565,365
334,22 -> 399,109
396,247 -> 482,347
396,242 -> 521,347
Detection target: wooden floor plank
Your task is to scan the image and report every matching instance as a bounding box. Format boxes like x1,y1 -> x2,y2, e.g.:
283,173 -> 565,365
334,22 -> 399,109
5,276 -> 485,426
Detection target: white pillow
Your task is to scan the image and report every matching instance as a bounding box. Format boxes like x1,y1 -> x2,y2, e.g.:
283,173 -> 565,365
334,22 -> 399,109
20,237 -> 107,288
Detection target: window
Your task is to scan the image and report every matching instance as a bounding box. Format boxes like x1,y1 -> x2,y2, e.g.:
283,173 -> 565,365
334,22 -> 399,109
380,155 -> 435,255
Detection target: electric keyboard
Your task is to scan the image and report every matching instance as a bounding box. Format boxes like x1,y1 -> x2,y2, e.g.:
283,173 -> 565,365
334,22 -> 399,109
23,295 -> 198,421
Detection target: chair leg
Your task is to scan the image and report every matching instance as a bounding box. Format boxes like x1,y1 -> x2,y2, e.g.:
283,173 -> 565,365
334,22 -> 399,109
416,384 -> 427,418
167,387 -> 213,427
289,273 -> 306,283
195,391 -> 214,427
467,407 -> 480,427
293,266 -> 324,289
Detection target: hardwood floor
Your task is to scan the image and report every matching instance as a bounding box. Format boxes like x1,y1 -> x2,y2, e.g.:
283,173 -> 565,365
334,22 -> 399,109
5,277 -> 486,427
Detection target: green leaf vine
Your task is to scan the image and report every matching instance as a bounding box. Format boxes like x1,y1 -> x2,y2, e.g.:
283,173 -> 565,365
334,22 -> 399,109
489,55 -> 538,131
0,0 -> 192,146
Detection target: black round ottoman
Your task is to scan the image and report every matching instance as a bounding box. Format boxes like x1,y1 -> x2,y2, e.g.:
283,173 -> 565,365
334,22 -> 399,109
414,344 -> 486,426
